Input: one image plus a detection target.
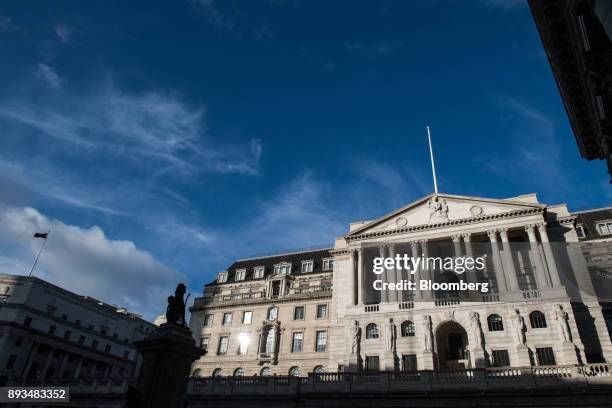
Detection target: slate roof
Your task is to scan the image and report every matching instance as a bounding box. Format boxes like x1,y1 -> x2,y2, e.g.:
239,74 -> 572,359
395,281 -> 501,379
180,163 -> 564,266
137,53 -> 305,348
205,248 -> 334,287
574,207 -> 612,241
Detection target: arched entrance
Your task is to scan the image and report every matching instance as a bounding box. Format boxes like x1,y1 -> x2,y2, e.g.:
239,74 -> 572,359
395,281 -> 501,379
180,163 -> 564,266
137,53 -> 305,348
435,321 -> 470,369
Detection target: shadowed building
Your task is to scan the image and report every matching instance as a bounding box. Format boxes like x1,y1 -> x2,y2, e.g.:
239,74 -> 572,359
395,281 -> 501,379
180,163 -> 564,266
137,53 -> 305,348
0,273 -> 156,385
528,0 -> 612,181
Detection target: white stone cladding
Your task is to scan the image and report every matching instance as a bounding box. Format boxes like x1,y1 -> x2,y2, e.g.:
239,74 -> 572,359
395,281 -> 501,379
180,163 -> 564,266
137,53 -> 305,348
190,193 -> 612,377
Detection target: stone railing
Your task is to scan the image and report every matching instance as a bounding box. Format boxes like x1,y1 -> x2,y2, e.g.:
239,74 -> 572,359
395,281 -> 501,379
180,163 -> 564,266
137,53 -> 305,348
288,285 -> 332,296
186,364 -> 612,395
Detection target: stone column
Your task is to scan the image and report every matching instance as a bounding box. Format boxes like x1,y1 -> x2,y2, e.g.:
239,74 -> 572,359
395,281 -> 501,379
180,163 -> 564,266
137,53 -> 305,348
388,244 -> 399,302
357,248 -> 364,306
378,245 -> 389,303
134,324 -> 204,408
420,239 -> 432,300
73,356 -> 84,379
525,224 -> 550,289
487,230 -> 508,292
537,224 -> 562,287
499,228 -> 520,291
462,233 -> 473,284
452,234 -> 463,257
350,249 -> 357,305
410,241 -> 422,300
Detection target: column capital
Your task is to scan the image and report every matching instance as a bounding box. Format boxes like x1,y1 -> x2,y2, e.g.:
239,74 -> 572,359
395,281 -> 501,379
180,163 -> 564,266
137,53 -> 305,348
461,232 -> 472,241
487,230 -> 498,240
524,224 -> 536,232
535,222 -> 547,230
499,228 -> 509,242
451,234 -> 461,242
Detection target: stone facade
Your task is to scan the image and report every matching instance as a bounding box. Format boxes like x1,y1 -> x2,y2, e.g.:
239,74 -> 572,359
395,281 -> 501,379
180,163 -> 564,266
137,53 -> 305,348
0,273 -> 156,385
190,193 -> 612,377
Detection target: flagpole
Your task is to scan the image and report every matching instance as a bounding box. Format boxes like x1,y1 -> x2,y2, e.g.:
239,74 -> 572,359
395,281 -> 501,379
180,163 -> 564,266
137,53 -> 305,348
28,230 -> 50,277
426,126 -> 439,194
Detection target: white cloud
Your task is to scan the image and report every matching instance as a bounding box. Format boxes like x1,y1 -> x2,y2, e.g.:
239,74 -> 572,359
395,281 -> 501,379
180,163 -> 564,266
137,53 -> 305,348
0,80 -> 262,176
54,24 -> 75,43
0,205 -> 184,319
32,63 -> 62,89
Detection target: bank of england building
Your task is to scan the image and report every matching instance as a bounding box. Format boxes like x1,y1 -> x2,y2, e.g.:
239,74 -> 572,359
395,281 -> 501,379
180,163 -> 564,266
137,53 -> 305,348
189,193 -> 612,377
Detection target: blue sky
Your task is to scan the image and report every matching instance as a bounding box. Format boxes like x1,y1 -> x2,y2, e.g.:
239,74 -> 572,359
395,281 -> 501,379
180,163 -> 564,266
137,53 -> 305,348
0,0 -> 609,319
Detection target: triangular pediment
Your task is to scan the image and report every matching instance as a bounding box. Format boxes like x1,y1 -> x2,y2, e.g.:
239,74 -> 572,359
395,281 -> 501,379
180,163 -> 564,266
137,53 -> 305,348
346,193 -> 544,237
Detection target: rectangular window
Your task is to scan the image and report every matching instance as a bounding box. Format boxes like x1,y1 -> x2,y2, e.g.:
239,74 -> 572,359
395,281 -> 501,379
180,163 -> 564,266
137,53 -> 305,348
235,269 -> 246,281
365,356 -> 379,372
301,260 -> 313,273
597,222 -> 612,235
536,347 -> 556,366
492,350 -> 510,367
294,306 -> 305,320
402,354 -> 417,371
271,281 -> 281,297
222,313 -> 232,326
274,264 -> 291,275
315,330 -> 327,352
217,272 -> 228,283
517,269 -> 538,291
217,336 -> 229,355
104,344 -> 111,353
6,355 -> 16,370
292,332 -> 303,352
200,337 -> 209,352
92,340 -> 98,349
242,311 -> 252,325
322,258 -> 334,271
254,267 -> 265,279
204,314 -> 214,326
316,304 -> 328,319
576,225 -> 585,238
63,330 -> 71,340
48,325 -> 56,335
78,335 -> 85,344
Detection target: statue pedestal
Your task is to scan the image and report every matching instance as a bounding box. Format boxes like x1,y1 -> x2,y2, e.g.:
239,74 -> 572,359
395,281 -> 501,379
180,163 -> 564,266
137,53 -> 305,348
515,344 -> 531,366
383,351 -> 396,371
347,353 -> 361,372
133,323 -> 204,408
558,342 -> 578,365
471,348 -> 486,368
421,350 -> 434,370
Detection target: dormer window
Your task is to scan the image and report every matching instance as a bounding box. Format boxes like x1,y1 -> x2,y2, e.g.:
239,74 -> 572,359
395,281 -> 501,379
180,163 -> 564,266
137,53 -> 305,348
301,260 -> 313,273
254,267 -> 265,279
235,269 -> 246,281
322,258 -> 334,271
576,225 -> 585,238
597,221 -> 612,235
217,272 -> 228,283
274,263 -> 291,276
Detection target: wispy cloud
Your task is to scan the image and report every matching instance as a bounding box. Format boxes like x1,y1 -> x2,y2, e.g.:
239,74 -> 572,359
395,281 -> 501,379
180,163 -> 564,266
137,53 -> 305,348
477,95 -> 569,193
32,63 -> 62,89
344,40 -> 404,58
54,24 -> 75,43
0,205 -> 184,319
0,14 -> 17,31
0,80 -> 262,176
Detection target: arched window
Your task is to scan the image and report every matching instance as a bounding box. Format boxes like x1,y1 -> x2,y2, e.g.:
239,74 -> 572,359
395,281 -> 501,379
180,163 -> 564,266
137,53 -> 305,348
313,365 -> 325,374
233,368 -> 244,377
267,307 -> 278,320
289,366 -> 301,377
264,327 -> 275,353
260,367 -> 272,376
401,321 -> 415,337
212,368 -> 223,378
192,368 -> 202,377
487,314 -> 504,331
530,311 -> 547,328
366,323 -> 379,339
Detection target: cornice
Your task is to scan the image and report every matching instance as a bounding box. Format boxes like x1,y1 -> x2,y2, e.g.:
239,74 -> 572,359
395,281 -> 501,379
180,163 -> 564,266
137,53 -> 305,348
345,208 -> 544,242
